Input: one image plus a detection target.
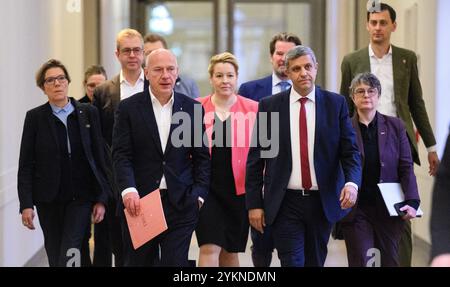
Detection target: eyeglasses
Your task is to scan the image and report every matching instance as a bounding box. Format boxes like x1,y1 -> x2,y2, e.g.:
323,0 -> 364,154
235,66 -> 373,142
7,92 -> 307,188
44,75 -> 67,86
354,88 -> 378,98
120,47 -> 143,56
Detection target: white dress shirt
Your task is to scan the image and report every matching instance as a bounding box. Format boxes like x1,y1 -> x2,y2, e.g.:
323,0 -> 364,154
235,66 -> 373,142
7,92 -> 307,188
150,92 -> 174,190
119,69 -> 145,101
287,87 -> 318,190
369,44 -> 396,117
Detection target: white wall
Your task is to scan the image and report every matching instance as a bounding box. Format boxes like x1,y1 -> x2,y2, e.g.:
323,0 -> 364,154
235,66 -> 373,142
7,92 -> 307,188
435,0 -> 450,153
325,0 -> 355,91
0,0 -> 85,266
100,0 -> 130,78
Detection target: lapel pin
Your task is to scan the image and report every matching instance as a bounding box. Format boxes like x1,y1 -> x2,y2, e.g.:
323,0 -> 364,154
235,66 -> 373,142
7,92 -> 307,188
86,124 -> 91,128
403,59 -> 406,64
381,131 -> 386,135
79,110 -> 83,113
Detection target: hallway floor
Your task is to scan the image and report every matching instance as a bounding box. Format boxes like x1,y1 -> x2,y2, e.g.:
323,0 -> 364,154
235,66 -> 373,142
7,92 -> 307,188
27,232 -> 430,267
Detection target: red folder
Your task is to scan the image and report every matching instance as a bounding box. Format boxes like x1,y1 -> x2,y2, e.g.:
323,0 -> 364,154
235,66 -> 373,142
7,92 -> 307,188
124,189 -> 168,250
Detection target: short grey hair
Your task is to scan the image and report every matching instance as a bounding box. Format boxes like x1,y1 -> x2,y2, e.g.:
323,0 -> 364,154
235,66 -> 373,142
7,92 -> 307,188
349,72 -> 382,97
284,45 -> 317,69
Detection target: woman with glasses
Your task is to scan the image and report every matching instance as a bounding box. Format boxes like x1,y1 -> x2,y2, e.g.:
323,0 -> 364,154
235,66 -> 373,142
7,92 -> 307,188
195,52 -> 258,267
80,65 -> 107,103
18,59 -> 111,267
340,72 -> 420,267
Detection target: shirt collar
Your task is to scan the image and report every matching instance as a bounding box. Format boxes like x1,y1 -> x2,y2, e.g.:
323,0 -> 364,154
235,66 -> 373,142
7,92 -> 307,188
150,90 -> 174,108
272,72 -> 291,88
120,69 -> 145,85
50,99 -> 73,114
368,44 -> 393,59
290,86 -> 316,104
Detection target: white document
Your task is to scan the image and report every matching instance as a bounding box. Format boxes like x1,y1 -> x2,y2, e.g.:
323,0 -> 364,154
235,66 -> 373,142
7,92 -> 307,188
377,182 -> 423,217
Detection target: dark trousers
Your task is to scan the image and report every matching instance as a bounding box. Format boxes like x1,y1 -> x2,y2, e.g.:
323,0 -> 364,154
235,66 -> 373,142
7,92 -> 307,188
81,225 -> 92,266
342,205 -> 404,267
272,190 -> 332,267
93,218 -> 113,266
36,200 -> 92,267
80,199 -> 120,266
250,226 -> 274,267
121,191 -> 198,266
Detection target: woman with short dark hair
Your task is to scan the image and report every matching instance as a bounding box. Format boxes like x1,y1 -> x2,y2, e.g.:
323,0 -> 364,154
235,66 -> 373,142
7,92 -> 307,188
18,59 -> 111,267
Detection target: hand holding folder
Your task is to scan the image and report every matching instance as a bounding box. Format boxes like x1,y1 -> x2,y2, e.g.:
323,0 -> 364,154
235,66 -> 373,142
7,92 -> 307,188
124,189 -> 168,250
378,183 -> 423,217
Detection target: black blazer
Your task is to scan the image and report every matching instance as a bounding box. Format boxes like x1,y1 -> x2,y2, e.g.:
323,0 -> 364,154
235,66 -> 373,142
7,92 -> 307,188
18,98 -> 111,212
112,91 -> 210,211
246,87 -> 362,225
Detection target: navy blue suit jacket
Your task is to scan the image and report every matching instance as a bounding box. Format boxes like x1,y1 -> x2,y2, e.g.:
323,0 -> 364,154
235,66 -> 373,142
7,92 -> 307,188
112,91 -> 210,211
246,87 -> 362,225
238,75 -> 272,102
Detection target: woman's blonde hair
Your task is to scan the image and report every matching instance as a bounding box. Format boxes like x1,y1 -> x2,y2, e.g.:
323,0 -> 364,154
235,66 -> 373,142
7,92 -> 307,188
208,52 -> 239,77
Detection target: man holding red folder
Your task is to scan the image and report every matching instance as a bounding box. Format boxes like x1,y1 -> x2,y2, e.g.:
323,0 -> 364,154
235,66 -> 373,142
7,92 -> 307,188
112,49 -> 210,266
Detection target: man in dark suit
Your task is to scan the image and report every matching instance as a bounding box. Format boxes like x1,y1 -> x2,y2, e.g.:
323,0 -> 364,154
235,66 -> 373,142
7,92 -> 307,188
237,32 -> 302,267
246,45 -> 361,267
113,48 -> 210,266
92,28 -> 148,267
18,59 -> 111,267
339,3 -> 439,266
430,126 -> 450,267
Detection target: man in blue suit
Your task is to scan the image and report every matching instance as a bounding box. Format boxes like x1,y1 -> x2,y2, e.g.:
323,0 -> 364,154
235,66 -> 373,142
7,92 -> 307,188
112,49 -> 210,266
246,45 -> 362,267
238,32 -> 302,267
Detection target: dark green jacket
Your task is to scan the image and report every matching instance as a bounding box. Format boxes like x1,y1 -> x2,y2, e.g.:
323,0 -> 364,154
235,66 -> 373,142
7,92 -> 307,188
340,45 -> 436,165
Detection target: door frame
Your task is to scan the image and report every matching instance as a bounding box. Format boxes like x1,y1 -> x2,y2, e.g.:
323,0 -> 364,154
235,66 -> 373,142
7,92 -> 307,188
227,0 -> 326,84
130,0 -> 220,55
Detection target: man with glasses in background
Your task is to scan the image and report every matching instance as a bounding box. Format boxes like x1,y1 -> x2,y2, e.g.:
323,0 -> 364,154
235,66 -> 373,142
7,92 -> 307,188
93,28 -> 148,267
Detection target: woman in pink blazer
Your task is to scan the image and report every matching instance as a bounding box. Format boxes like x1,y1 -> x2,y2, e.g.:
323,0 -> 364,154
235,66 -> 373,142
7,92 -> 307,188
196,52 -> 258,266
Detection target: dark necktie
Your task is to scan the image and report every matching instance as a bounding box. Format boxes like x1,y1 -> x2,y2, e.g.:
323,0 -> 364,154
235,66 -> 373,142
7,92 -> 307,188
279,81 -> 290,92
299,97 -> 312,190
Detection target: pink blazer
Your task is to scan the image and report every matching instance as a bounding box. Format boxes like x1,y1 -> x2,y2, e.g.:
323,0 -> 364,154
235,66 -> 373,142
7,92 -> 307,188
197,95 -> 258,195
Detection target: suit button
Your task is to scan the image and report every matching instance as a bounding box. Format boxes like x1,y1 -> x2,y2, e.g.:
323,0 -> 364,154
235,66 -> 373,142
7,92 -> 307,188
162,161 -> 166,166
380,179 -> 384,183
381,162 -> 385,167
156,180 -> 160,184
